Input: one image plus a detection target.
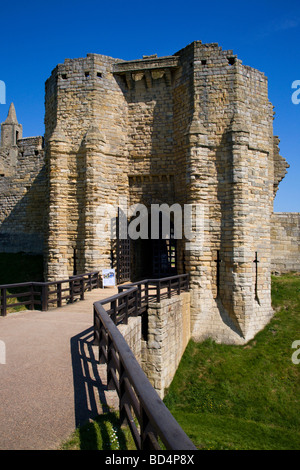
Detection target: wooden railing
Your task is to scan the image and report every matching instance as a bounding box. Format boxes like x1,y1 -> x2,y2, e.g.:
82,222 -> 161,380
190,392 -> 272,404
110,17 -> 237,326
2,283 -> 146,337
93,274 -> 195,450
118,273 -> 190,305
0,271 -> 100,316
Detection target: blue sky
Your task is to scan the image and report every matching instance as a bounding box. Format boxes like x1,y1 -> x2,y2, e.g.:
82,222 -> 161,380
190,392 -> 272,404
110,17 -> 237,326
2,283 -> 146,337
0,0 -> 299,211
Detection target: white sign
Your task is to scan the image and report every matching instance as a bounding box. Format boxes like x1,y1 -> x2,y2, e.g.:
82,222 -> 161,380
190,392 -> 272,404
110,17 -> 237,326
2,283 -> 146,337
102,268 -> 116,287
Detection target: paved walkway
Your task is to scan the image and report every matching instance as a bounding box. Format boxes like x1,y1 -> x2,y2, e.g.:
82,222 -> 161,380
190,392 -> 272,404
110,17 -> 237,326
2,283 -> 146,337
0,287 -> 119,450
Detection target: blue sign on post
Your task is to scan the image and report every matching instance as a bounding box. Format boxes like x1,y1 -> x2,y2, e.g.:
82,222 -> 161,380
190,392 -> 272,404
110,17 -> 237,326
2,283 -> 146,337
102,268 -> 116,287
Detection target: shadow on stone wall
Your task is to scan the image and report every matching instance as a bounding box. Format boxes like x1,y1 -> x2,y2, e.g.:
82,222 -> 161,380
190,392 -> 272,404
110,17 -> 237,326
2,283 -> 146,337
0,167 -> 46,255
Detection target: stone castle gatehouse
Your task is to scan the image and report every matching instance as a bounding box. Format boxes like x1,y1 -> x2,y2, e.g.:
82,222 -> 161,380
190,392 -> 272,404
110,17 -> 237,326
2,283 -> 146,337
1,41 -> 296,344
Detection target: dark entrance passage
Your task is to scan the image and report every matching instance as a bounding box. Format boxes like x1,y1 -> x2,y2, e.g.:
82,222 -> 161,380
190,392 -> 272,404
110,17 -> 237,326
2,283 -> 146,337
112,209 -> 131,285
131,237 -> 177,280
131,215 -> 177,280
152,238 -> 177,277
114,211 -> 178,282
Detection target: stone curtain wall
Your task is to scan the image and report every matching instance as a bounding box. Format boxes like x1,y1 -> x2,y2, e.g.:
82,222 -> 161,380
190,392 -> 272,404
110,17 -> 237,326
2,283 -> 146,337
0,137 -> 46,254
271,213 -> 300,273
141,292 -> 191,399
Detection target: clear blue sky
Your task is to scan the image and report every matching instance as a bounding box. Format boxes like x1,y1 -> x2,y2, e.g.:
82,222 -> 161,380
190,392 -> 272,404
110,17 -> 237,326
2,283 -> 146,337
0,0 -> 299,212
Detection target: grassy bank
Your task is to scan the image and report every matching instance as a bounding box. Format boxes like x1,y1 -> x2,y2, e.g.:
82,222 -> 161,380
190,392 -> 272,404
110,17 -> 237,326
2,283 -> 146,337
163,273 -> 300,449
60,411 -> 136,450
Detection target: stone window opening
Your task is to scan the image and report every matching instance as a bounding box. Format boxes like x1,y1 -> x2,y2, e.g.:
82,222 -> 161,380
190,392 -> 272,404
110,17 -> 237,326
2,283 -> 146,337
61,74 -> 67,80
85,71 -> 90,78
228,57 -> 236,65
97,72 -> 102,78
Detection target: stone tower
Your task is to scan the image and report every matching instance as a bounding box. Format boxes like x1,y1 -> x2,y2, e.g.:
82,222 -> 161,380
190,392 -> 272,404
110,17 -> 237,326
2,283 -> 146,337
1,103 -> 23,148
44,41 -> 289,344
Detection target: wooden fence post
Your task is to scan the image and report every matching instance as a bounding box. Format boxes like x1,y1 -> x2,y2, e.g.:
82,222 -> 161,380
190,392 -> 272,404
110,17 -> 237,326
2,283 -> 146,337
1,288 -> 7,316
42,285 -> 48,311
111,300 -> 117,324
157,281 -> 161,303
29,283 -> 34,310
70,280 -> 74,303
57,283 -> 62,308
80,278 -> 84,300
107,336 -> 117,391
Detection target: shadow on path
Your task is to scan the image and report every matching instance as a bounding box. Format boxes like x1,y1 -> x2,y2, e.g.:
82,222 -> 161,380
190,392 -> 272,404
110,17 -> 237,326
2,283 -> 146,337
70,326 -> 129,449
70,326 -> 108,427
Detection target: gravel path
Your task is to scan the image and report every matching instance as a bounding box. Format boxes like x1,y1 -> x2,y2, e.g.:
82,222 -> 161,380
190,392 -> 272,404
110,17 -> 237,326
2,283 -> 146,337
0,287 -> 119,450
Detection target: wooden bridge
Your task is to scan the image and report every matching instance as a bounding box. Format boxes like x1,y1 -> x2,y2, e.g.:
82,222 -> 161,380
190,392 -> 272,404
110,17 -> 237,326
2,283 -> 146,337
0,272 -> 196,450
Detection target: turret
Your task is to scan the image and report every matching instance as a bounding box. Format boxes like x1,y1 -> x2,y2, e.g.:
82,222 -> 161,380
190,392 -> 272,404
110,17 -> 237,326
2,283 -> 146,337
0,103 -> 23,148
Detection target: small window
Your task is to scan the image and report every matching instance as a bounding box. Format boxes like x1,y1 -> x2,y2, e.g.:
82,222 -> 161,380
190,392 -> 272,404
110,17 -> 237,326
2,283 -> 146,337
201,60 -> 207,65
61,73 -> 67,79
34,150 -> 39,156
85,71 -> 90,77
97,72 -> 102,78
228,57 -> 235,65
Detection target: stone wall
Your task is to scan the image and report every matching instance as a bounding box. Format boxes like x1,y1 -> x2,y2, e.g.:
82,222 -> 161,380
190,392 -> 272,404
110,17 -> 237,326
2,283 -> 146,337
271,213 -> 300,273
118,316 -> 142,364
141,292 -> 190,398
0,136 -> 46,255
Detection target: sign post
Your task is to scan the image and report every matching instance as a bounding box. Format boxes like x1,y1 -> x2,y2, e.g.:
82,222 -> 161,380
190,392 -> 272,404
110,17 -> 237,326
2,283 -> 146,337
102,268 -> 116,288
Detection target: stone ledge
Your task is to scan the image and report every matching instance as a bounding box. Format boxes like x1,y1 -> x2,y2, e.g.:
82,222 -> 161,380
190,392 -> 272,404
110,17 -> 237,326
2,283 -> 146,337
113,55 -> 179,74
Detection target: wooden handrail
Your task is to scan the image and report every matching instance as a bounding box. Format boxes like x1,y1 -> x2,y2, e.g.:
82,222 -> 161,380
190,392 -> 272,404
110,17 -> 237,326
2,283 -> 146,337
94,294 -> 196,450
0,271 -> 100,316
93,273 -> 193,450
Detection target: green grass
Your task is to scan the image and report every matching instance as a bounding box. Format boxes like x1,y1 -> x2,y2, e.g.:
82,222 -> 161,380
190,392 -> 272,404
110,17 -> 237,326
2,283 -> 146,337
60,411 -> 136,450
163,273 -> 300,450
